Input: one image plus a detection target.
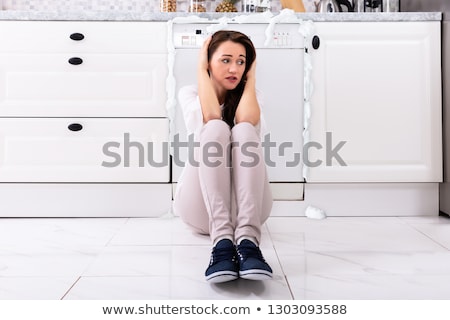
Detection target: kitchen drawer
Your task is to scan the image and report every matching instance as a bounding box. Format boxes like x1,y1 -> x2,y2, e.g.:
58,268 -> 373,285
0,21 -> 167,53
0,118 -> 170,183
0,53 -> 167,117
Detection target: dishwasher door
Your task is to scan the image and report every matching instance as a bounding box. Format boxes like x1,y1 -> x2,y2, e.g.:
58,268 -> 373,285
171,24 -> 304,183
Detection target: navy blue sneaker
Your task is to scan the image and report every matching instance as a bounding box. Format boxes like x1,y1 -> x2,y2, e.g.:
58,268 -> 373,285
205,239 -> 239,283
236,239 -> 273,280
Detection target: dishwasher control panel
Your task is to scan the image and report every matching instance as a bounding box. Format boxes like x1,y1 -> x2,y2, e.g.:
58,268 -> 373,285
172,23 -> 305,49
174,31 -> 207,48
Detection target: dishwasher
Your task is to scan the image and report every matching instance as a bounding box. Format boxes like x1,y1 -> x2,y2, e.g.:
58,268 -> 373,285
170,22 -> 305,199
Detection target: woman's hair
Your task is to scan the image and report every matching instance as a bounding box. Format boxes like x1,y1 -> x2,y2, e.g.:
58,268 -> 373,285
208,30 -> 256,128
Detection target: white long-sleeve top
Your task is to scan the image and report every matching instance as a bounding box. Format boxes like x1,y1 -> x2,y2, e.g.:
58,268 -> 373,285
178,84 -> 266,140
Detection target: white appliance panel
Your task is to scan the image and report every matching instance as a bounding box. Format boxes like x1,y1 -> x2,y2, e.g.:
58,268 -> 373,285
171,23 -> 304,182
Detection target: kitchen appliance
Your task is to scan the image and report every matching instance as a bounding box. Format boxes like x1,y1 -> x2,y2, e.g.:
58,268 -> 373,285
338,0 -> 354,11
242,0 -> 271,12
318,0 -> 339,12
402,0 -> 450,216
355,0 -> 399,12
354,0 -> 363,11
170,22 -> 305,196
317,0 -> 354,12
364,0 -> 383,12
384,0 -> 400,12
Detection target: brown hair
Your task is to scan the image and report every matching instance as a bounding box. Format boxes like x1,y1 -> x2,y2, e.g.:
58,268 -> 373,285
208,30 -> 256,128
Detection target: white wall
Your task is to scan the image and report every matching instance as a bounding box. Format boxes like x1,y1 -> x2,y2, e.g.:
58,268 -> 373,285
1,0 -> 318,13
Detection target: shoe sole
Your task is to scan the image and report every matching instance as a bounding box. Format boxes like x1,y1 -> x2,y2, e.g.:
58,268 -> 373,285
239,269 -> 273,281
206,271 -> 239,283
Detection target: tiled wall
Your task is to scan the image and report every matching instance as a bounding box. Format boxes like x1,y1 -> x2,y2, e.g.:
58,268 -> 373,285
1,0 -> 318,12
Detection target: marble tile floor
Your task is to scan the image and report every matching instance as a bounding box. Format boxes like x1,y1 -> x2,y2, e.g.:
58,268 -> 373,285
1,212 -> 450,300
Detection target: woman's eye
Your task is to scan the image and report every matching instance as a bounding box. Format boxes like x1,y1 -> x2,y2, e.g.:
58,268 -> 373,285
221,59 -> 245,65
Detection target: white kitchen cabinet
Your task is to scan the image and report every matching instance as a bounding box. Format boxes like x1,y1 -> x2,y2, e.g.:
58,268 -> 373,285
307,21 -> 442,183
0,21 -> 167,53
0,118 -> 169,182
0,53 -> 167,117
0,21 -> 171,217
0,21 -> 168,117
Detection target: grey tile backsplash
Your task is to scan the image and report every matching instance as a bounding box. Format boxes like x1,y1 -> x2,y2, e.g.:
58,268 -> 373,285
1,0 -> 318,12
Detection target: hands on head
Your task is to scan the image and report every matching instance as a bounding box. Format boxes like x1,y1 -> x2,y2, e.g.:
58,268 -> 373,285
199,35 -> 212,72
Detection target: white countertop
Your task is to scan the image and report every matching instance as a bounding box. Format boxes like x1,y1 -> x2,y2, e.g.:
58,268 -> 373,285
0,10 -> 442,22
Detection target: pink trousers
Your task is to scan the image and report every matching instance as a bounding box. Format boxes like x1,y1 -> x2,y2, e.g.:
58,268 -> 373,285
173,119 -> 273,244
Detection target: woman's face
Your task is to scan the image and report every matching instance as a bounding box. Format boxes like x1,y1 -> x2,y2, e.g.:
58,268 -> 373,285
209,40 -> 246,96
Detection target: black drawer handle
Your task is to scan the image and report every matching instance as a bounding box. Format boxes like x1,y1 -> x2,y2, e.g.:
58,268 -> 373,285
70,33 -> 85,41
68,123 -> 83,132
312,35 -> 320,50
68,57 -> 83,65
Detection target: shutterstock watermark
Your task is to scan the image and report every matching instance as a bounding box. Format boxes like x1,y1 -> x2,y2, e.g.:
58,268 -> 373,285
101,132 -> 347,168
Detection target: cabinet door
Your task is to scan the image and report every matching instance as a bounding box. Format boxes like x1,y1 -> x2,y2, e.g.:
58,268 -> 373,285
307,22 -> 442,182
0,54 -> 167,117
0,118 -> 169,182
0,21 -> 167,54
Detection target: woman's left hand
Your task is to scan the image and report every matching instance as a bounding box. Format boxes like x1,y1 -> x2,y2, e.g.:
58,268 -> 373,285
246,59 -> 257,82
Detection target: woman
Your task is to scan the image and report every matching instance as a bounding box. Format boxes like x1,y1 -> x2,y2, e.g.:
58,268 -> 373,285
173,30 -> 273,283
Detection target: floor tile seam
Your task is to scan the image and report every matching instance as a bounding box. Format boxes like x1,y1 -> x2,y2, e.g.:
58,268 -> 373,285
0,249 -> 107,278
396,216 -> 447,225
301,273 -> 450,279
302,245 -> 448,253
0,275 -> 82,278
267,225 -> 304,299
265,219 -> 418,233
81,273 -> 175,277
303,249 -> 450,255
300,224 -> 449,252
298,271 -> 450,277
300,250 -> 450,276
103,217 -> 131,247
394,221 -> 450,251
300,274 -> 450,299
281,275 -> 300,300
60,276 -> 81,300
74,275 -> 172,278
79,243 -> 114,277
105,244 -> 211,247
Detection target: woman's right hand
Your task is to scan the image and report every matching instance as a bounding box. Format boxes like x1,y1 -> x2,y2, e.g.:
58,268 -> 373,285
198,35 -> 212,72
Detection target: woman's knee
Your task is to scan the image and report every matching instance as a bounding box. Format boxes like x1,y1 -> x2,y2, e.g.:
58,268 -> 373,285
231,121 -> 260,142
201,119 -> 230,138
200,120 -> 232,156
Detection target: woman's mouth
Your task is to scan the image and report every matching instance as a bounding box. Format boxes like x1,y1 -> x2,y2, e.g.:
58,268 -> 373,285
226,76 -> 238,83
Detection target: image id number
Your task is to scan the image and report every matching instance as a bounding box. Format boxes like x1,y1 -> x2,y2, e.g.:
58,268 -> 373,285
268,304 -> 347,315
